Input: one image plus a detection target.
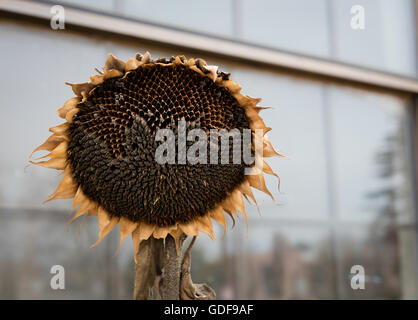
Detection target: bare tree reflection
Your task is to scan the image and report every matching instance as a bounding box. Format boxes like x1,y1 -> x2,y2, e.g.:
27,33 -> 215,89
339,126 -> 404,299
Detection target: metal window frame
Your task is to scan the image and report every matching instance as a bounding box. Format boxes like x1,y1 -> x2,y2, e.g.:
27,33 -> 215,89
410,0 -> 418,300
1,0 -> 418,94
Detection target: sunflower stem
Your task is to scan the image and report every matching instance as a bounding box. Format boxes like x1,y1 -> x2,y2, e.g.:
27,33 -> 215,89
160,234 -> 182,299
133,233 -> 215,300
133,237 -> 164,300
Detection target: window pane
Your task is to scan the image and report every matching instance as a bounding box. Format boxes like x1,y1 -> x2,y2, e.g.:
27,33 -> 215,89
328,86 -> 415,225
241,0 -> 330,57
328,86 -> 418,298
335,224 -> 418,299
42,0 -> 115,12
120,0 -> 234,37
330,0 -> 417,78
0,208 -> 134,299
192,224 -> 335,299
233,69 -> 330,220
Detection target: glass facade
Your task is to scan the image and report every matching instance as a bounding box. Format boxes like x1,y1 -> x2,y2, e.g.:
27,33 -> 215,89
1,0 -> 418,299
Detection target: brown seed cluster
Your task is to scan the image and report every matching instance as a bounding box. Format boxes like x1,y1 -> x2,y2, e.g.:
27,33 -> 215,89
67,63 -> 251,226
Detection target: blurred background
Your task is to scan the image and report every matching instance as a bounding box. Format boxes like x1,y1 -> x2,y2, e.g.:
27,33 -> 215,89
1,0 -> 418,299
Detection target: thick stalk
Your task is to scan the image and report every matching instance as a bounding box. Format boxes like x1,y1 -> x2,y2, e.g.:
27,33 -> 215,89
133,233 -> 215,300
160,234 -> 182,299
133,237 -> 163,300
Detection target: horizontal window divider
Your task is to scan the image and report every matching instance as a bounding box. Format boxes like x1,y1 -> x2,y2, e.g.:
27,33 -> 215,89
2,0 -> 418,94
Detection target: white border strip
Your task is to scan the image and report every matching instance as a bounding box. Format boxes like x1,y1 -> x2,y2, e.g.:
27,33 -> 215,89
2,0 -> 418,93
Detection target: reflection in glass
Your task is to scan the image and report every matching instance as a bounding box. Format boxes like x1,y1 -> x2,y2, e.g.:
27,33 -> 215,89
328,87 -> 415,224
328,86 -> 418,298
120,0 -> 234,37
232,68 -> 330,220
191,225 -> 335,299
0,208 -> 134,299
39,0 -> 115,12
330,0 -> 417,78
336,226 -> 401,299
241,0 -> 330,57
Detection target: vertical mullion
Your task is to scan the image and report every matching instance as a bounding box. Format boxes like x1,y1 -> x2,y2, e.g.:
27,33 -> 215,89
325,0 -> 336,58
410,0 -> 418,298
321,85 -> 341,299
415,0 -> 418,76
232,0 -> 242,39
413,95 -> 418,298
113,0 -> 124,14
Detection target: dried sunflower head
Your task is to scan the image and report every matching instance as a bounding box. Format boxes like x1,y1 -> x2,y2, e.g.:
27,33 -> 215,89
30,52 -> 282,254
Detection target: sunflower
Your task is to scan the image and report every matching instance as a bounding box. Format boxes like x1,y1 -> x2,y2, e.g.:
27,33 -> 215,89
30,52 -> 281,257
